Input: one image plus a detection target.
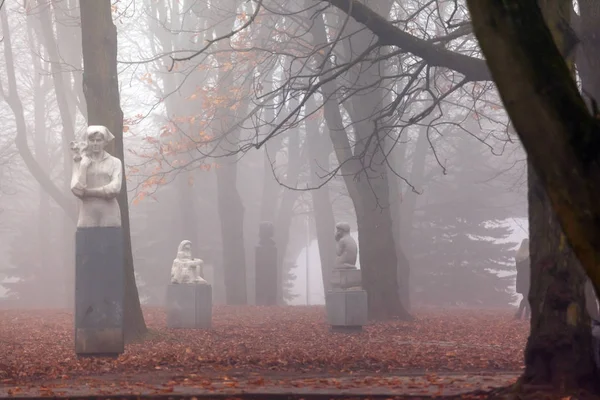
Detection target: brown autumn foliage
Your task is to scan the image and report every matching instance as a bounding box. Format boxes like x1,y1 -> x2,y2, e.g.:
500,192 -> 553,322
0,306 -> 527,385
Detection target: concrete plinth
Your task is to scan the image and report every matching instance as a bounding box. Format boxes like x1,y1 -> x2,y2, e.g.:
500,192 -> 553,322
166,283 -> 212,329
255,245 -> 277,305
330,268 -> 362,290
75,227 -> 124,357
325,289 -> 368,332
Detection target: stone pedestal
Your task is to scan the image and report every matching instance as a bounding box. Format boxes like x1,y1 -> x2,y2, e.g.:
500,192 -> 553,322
166,283 -> 212,329
255,245 -> 277,305
326,289 -> 368,332
330,268 -> 362,290
75,227 -> 124,357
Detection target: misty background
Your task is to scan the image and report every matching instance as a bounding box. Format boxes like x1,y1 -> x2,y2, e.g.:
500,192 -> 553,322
0,0 -> 527,310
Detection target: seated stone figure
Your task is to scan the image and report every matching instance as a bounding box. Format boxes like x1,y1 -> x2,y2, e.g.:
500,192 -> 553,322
334,222 -> 358,269
331,222 -> 361,290
170,240 -> 208,285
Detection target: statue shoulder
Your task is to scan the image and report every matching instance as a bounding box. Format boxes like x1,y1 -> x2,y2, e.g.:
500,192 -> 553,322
108,154 -> 122,166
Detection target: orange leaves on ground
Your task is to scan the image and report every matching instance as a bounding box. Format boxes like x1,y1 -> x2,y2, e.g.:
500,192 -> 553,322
0,307 -> 528,385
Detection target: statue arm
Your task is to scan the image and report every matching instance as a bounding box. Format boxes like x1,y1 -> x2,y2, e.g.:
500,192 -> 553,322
336,241 -> 345,257
70,162 -> 88,198
84,159 -> 123,199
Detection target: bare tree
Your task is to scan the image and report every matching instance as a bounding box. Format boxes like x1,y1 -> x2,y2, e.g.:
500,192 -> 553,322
79,0 -> 147,341
468,0 -> 599,391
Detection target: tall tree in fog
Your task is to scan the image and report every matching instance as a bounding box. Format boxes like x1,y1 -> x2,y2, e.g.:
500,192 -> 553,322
304,3 -> 411,320
79,0 -> 147,341
467,0 -> 598,390
0,3 -> 77,306
210,0 -> 250,305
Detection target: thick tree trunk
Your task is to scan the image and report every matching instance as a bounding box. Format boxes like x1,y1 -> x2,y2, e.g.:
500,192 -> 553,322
309,7 -> 410,319
215,159 -> 248,305
524,166 -> 596,388
343,1 -> 410,320
467,0 -> 600,390
211,1 -> 249,304
466,0 -> 600,296
79,0 -> 147,342
576,0 -> 600,319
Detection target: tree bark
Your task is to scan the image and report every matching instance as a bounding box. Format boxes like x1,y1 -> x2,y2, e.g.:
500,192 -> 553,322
79,0 -> 147,342
525,166 -> 595,388
211,0 -> 249,304
306,97 -> 336,294
308,8 -> 410,319
274,119 -> 303,304
342,1 -> 410,320
466,0 -> 600,306
387,148 -> 410,311
466,0 -> 600,390
576,0 -> 600,319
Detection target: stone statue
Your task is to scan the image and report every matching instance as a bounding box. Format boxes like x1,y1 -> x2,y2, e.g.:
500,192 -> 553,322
70,125 -> 122,228
171,240 -> 208,285
334,222 -> 358,269
327,222 -> 367,330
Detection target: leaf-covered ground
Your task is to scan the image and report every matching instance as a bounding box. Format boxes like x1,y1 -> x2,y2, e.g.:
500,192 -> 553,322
0,306 -> 528,386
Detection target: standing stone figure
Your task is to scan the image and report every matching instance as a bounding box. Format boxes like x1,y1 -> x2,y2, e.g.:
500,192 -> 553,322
70,125 -> 124,357
514,238 -> 531,320
326,222 -> 367,332
166,240 -> 212,329
70,125 -> 122,228
171,240 -> 208,285
255,221 -> 278,306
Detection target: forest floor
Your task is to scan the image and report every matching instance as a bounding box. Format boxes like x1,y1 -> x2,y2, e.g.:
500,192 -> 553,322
0,306 -> 531,398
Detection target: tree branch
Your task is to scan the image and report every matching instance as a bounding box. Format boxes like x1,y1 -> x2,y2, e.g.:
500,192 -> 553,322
321,0 -> 490,81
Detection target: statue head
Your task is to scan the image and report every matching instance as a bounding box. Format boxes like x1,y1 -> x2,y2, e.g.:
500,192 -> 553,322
335,222 -> 351,241
177,240 -> 192,260
85,125 -> 115,155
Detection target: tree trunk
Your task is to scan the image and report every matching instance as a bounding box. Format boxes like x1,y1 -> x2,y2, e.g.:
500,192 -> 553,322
308,8 -> 410,319
343,0 -> 410,320
524,166 -> 596,388
215,155 -> 248,305
387,149 -> 410,312
211,1 -> 249,304
306,97 -> 336,294
466,0 -> 599,390
576,0 -> 600,319
30,26 -> 55,306
274,119 -> 303,304
79,0 -> 147,342
52,0 -> 87,121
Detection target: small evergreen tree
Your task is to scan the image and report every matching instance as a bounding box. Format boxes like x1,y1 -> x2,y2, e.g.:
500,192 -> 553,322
409,133 -> 520,307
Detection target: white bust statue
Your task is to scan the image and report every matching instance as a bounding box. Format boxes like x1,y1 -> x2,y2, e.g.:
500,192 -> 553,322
334,222 -> 358,269
171,240 -> 208,285
70,125 -> 122,228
